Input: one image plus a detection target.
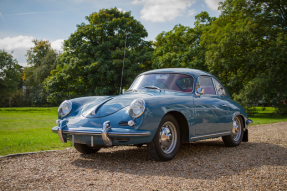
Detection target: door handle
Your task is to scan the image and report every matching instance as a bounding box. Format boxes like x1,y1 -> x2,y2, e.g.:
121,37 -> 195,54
221,104 -> 227,107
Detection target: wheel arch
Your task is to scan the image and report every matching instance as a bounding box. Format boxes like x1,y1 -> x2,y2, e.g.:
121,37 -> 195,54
234,114 -> 248,142
165,111 -> 189,143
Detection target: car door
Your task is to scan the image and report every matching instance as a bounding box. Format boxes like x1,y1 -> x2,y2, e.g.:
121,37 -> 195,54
194,76 -> 230,135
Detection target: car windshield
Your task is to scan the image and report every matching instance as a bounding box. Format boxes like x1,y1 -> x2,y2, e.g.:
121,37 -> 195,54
129,73 -> 194,92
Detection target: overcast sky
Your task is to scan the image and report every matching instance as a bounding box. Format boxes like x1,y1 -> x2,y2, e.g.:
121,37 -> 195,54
0,0 -> 223,66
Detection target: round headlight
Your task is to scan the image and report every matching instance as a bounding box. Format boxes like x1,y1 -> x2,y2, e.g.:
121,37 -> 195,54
129,99 -> 146,118
58,100 -> 72,118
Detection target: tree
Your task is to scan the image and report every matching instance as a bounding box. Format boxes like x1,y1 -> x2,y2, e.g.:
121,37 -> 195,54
0,50 -> 22,107
23,40 -> 58,106
44,8 -> 153,104
201,0 -> 287,114
152,11 -> 215,71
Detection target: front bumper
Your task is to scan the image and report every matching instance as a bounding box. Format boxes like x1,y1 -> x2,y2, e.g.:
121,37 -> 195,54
52,120 -> 151,146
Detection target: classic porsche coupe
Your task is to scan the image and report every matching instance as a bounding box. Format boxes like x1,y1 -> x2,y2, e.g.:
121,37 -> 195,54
52,68 -> 253,161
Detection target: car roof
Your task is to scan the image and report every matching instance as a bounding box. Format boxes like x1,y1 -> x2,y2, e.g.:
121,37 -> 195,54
140,68 -> 213,78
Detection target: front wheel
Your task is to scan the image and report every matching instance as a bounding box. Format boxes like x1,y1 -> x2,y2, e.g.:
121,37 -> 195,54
222,116 -> 244,147
74,143 -> 101,154
147,114 -> 180,161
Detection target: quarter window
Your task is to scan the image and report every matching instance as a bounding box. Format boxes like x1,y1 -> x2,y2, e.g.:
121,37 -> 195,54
214,79 -> 227,96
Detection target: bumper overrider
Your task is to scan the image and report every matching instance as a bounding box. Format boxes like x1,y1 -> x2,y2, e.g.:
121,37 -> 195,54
52,119 -> 151,146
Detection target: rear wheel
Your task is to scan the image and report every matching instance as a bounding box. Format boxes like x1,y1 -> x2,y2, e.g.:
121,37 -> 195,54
74,143 -> 101,154
147,114 -> 180,161
222,116 -> 243,147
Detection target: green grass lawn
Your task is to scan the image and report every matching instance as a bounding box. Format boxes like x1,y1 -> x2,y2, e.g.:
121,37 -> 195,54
250,107 -> 287,126
0,107 -> 72,156
0,107 -> 286,156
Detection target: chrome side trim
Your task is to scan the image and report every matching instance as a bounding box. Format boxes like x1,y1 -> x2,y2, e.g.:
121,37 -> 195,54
101,121 -> 112,146
190,131 -> 230,141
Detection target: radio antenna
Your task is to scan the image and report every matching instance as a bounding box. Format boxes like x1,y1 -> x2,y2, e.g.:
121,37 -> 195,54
119,33 -> 127,95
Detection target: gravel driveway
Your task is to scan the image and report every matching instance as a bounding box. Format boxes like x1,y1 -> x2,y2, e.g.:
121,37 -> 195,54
1,122 -> 286,190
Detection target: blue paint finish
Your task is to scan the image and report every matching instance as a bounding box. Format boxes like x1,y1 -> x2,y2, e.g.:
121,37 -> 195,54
52,68 -> 251,146
194,94 -> 230,135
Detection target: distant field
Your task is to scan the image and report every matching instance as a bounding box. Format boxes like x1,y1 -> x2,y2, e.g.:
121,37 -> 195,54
251,107 -> 287,126
0,107 -> 72,156
0,107 -> 286,156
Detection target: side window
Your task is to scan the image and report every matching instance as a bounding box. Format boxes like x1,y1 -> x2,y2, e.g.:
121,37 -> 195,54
175,77 -> 194,92
214,79 -> 227,96
198,76 -> 215,95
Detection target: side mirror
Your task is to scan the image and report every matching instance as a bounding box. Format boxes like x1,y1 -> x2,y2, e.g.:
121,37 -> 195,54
196,87 -> 204,97
122,89 -> 126,94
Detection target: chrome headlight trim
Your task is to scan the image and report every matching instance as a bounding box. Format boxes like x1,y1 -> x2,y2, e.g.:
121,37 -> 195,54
129,99 -> 146,119
58,100 -> 72,118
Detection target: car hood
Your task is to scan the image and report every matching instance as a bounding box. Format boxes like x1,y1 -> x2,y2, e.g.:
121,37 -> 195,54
80,93 -> 154,118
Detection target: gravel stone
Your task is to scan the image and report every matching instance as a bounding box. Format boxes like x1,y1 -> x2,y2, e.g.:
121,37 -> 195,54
1,122 -> 286,190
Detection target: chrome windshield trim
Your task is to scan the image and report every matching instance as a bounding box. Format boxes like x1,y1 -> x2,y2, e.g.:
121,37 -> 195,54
190,131 -> 230,140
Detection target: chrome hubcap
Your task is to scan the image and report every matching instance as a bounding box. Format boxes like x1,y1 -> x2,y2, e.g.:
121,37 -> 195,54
232,117 -> 241,141
159,121 -> 177,154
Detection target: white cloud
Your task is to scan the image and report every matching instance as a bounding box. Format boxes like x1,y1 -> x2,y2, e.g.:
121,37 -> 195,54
0,35 -> 34,50
132,0 -> 141,4
132,0 -> 196,22
187,9 -> 196,16
204,0 -> 223,11
117,8 -> 126,13
0,36 -> 64,67
51,39 -> 64,51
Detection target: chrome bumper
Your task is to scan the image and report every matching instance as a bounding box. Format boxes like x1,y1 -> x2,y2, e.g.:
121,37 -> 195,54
246,119 -> 253,125
52,120 -> 151,146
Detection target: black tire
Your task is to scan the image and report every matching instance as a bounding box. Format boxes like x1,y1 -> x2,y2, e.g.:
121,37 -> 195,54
222,116 -> 244,147
74,143 -> 101,154
147,114 -> 180,161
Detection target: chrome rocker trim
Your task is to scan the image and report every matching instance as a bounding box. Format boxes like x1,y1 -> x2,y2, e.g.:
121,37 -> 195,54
190,131 -> 230,141
53,120 -> 151,146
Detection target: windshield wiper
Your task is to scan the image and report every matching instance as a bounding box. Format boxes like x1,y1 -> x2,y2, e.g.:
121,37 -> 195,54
144,86 -> 161,90
127,89 -> 137,92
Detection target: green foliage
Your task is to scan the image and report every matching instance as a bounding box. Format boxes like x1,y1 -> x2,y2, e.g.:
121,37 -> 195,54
201,0 -> 287,114
44,8 -> 153,104
152,12 -> 215,70
0,50 -> 22,107
24,40 -> 58,106
0,107 -> 72,156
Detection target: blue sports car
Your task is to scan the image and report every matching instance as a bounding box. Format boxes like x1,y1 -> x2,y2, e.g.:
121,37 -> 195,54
52,68 -> 253,161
